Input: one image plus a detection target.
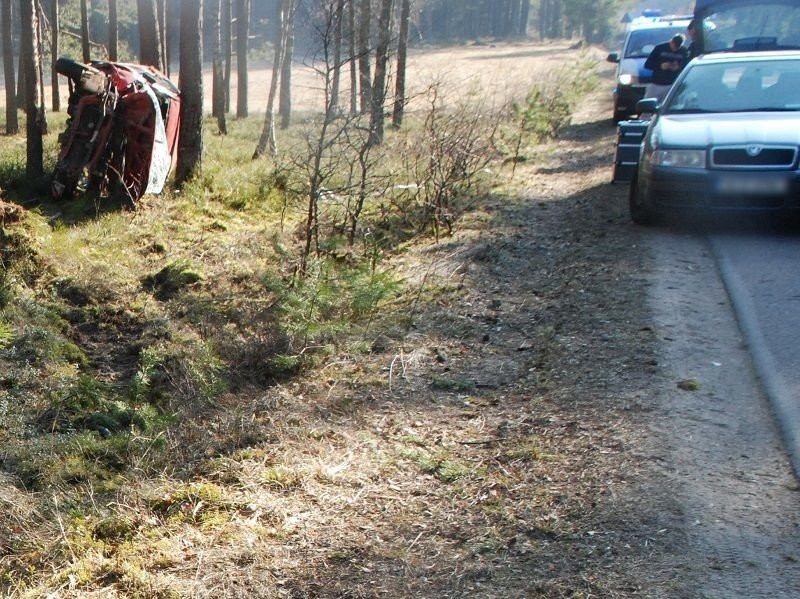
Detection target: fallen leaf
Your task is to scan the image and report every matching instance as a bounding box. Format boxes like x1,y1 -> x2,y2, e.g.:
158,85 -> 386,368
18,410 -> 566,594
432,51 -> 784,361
677,379 -> 701,391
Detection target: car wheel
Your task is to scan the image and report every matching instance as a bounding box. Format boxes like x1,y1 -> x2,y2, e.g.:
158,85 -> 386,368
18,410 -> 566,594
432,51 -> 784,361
629,172 -> 657,225
55,57 -> 92,81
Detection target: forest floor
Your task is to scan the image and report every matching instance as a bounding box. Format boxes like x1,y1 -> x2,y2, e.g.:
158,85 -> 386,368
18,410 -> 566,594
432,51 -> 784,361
181,43 -> 800,596
211,43 -> 800,597
2,40 -> 799,597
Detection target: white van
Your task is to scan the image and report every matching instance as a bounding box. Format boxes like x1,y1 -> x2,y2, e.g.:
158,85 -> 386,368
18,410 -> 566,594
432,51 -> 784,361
693,0 -> 800,54
607,14 -> 692,122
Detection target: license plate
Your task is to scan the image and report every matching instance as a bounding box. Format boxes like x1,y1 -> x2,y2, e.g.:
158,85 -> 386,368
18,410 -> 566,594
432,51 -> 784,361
716,174 -> 790,195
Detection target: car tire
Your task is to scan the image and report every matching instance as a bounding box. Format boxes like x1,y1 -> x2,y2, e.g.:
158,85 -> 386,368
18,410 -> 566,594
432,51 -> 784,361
55,57 -> 91,81
629,172 -> 657,225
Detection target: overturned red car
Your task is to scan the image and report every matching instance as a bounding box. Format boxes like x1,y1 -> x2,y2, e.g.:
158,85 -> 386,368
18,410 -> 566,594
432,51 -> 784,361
52,58 -> 181,203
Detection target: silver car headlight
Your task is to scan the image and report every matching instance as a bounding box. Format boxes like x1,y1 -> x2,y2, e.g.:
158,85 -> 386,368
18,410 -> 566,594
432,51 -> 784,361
619,73 -> 634,85
650,149 -> 706,169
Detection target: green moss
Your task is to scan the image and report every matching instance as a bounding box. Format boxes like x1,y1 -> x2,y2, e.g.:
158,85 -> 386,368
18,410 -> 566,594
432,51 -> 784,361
11,325 -> 89,368
92,516 -> 138,541
142,260 -> 204,299
261,465 -> 302,490
430,375 -> 476,392
0,319 -> 14,349
399,447 -> 478,483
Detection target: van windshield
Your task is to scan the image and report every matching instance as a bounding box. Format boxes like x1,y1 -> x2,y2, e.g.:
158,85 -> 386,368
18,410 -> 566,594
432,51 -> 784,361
702,3 -> 800,52
625,26 -> 690,58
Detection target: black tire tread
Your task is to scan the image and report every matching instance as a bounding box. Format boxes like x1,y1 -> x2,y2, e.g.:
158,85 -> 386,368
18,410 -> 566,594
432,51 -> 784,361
629,173 -> 657,226
55,57 -> 91,81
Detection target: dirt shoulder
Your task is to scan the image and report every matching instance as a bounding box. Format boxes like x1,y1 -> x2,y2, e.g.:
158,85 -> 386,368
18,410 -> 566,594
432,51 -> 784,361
273,75 -> 800,596
242,82 -> 692,596
372,87 -> 699,596
161,58 -> 799,597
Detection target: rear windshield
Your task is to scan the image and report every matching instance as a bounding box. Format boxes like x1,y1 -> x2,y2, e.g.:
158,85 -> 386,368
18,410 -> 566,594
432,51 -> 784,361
703,3 -> 800,52
666,59 -> 800,113
624,26 -> 690,58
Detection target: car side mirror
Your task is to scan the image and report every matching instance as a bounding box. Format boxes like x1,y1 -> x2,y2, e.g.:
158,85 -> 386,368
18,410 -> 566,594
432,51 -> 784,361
607,52 -> 620,63
636,98 -> 658,114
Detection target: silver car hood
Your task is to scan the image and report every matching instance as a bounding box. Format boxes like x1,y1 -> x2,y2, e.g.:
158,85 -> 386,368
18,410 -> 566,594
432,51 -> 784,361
654,113 -> 800,147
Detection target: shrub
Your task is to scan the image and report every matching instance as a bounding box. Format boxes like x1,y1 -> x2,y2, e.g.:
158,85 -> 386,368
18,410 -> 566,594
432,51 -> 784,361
500,53 -> 600,169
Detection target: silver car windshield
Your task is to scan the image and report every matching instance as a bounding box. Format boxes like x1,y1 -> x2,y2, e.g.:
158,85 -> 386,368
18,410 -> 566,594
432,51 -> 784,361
665,59 -> 800,113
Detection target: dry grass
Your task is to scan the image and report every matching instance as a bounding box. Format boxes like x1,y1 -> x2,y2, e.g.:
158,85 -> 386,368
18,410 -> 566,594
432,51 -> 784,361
0,42 -> 692,597
202,40 -> 586,115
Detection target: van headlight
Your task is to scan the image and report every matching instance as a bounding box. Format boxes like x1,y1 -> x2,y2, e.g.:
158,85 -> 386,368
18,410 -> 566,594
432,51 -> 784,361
650,149 -> 706,168
619,73 -> 634,85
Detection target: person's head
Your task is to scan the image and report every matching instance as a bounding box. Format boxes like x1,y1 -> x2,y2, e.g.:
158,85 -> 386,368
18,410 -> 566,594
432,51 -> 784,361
670,34 -> 685,50
687,19 -> 697,41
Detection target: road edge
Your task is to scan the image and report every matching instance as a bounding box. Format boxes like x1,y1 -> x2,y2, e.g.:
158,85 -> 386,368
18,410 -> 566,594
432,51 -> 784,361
710,236 -> 800,479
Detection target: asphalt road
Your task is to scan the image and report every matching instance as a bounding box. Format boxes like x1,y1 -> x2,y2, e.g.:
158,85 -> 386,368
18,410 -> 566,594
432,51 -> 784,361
645,224 -> 800,597
708,223 -> 800,476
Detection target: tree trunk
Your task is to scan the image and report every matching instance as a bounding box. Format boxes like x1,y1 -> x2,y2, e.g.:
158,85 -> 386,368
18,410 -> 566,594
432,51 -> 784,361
157,0 -> 168,74
508,0 -> 521,38
21,0 -> 44,177
137,0 -> 163,70
254,0 -> 290,158
222,0 -> 232,113
347,0 -> 357,115
16,40 -> 25,108
419,2 -> 431,41
518,0 -> 530,36
539,0 -> 548,39
108,0 -> 118,60
176,0 -> 203,186
391,0 -> 410,129
368,0 -> 393,146
328,0 -> 344,116
212,0 -> 227,133
35,0 -> 46,134
80,0 -> 90,62
50,0 -> 59,111
236,0 -> 250,118
548,0 -> 562,39
278,4 -> 294,129
357,0 -> 371,114
2,0 -> 17,134
489,0 -> 499,38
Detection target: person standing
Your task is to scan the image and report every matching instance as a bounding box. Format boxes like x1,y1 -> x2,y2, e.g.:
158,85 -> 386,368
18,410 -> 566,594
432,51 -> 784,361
644,34 -> 689,103
687,20 -> 699,59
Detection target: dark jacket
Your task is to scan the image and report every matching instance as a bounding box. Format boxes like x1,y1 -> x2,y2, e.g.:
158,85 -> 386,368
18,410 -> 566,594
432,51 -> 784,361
645,42 -> 690,85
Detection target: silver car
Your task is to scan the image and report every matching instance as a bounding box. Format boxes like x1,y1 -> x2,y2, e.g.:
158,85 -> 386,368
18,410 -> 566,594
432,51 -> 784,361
629,50 -> 800,224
